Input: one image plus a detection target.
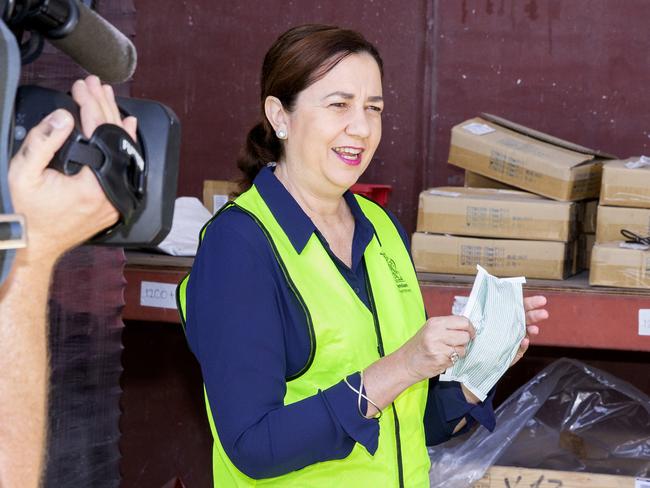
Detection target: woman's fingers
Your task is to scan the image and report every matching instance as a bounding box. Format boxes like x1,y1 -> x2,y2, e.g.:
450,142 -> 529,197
446,316 -> 476,339
451,344 -> 467,358
526,308 -> 549,325
526,324 -> 539,336
446,329 -> 473,347
524,295 -> 547,311
524,295 -> 549,325
510,336 -> 530,366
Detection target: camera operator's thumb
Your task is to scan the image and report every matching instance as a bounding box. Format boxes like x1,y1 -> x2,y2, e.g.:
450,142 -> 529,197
8,108 -> 118,265
9,109 -> 73,179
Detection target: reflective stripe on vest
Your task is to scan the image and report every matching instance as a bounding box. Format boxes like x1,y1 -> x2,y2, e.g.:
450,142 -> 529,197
177,185 -> 430,487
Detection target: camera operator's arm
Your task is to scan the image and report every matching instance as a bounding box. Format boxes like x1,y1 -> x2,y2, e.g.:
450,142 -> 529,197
0,75 -> 135,488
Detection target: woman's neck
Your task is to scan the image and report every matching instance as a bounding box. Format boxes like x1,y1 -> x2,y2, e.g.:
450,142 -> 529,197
274,162 -> 345,221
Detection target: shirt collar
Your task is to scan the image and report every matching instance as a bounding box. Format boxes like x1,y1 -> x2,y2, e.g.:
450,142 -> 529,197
252,167 -> 377,262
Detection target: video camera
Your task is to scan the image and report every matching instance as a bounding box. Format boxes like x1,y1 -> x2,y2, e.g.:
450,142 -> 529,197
0,0 -> 180,285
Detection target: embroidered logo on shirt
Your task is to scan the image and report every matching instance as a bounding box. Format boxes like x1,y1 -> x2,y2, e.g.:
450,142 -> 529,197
380,252 -> 410,292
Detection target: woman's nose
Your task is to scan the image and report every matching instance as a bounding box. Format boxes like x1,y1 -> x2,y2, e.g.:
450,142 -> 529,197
345,107 -> 371,139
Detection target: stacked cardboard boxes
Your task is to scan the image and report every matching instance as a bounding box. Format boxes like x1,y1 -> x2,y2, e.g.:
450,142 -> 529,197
446,114 -> 610,201
578,200 -> 598,270
412,114 -> 613,280
203,180 -> 240,213
463,170 -> 517,191
413,187 -> 578,279
590,158 -> 650,288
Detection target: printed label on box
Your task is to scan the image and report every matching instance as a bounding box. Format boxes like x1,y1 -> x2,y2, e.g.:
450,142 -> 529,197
140,281 -> 178,309
213,194 -> 229,214
462,122 -> 495,136
639,310 -> 650,336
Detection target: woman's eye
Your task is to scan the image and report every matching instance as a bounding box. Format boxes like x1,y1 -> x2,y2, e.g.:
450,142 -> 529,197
368,105 -> 383,113
329,102 -> 347,109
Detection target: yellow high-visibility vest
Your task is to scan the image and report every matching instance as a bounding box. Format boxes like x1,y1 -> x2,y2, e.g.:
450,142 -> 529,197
177,184 -> 430,487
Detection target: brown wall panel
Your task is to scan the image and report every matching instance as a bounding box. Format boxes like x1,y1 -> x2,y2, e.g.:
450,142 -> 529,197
429,0 -> 650,188
132,0 -> 431,231
133,0 -> 650,233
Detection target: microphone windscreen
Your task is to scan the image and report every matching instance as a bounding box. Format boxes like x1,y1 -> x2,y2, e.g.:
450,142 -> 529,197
49,2 -> 137,84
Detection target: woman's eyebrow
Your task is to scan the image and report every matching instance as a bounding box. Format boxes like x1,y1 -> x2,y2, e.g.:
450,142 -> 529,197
322,91 -> 354,100
322,91 -> 384,102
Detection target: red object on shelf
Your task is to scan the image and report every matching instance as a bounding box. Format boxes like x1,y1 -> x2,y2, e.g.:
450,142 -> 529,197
350,183 -> 392,206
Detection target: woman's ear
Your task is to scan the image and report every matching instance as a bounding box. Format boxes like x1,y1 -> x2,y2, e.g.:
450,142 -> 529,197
264,96 -> 288,134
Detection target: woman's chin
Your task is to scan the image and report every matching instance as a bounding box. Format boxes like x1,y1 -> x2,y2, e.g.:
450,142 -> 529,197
323,173 -> 359,193
325,165 -> 367,190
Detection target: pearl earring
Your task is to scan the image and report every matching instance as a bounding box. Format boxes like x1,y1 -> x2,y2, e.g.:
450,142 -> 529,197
276,129 -> 287,140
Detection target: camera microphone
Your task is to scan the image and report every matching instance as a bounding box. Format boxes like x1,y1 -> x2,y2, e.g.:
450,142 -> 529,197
4,0 -> 137,83
48,1 -> 137,83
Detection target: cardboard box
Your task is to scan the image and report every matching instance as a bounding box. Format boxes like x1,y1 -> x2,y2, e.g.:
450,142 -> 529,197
578,233 -> 596,270
581,199 -> 598,233
464,170 -> 517,190
600,158 -> 650,208
589,242 -> 650,288
596,205 -> 650,243
203,180 -> 240,213
473,465 -> 635,488
417,187 -> 577,242
412,233 -> 575,279
448,114 -> 613,201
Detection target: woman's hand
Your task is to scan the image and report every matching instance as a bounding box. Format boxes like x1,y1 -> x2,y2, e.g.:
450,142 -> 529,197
510,295 -> 548,367
364,298 -> 545,417
363,315 -> 475,417
398,315 -> 476,383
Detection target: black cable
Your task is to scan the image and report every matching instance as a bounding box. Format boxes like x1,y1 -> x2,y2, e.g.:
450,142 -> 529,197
620,229 -> 650,246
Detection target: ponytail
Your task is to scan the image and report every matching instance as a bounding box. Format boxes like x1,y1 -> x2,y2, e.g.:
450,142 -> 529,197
236,120 -> 282,192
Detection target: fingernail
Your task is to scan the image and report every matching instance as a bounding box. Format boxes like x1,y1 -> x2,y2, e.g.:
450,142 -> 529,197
48,110 -> 72,130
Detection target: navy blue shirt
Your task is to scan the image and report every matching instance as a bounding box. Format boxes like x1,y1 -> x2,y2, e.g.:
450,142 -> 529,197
186,167 -> 495,479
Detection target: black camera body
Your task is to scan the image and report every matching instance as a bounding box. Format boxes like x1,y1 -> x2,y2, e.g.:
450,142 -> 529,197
1,0 -> 181,286
12,86 -> 181,247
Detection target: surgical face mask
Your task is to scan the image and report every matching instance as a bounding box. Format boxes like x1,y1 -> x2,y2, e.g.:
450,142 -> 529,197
440,265 -> 526,401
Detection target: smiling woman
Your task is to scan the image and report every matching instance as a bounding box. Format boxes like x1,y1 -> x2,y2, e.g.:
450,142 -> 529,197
236,24 -> 384,194
267,52 -> 383,195
177,24 -> 548,488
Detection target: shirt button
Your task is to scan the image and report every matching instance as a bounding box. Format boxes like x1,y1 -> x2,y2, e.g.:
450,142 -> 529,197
354,287 -> 360,293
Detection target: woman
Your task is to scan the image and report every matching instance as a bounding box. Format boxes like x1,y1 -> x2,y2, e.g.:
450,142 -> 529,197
178,24 -> 548,487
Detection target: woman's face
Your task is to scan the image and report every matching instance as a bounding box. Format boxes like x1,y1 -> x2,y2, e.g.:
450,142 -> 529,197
283,52 -> 383,193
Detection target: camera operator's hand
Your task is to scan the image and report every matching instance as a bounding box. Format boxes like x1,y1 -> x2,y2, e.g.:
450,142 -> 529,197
0,76 -> 136,488
72,75 -> 137,140
9,108 -> 117,266
9,75 -> 136,266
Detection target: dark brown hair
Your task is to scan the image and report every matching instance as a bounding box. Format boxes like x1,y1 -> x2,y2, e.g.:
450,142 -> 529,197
237,24 -> 384,190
